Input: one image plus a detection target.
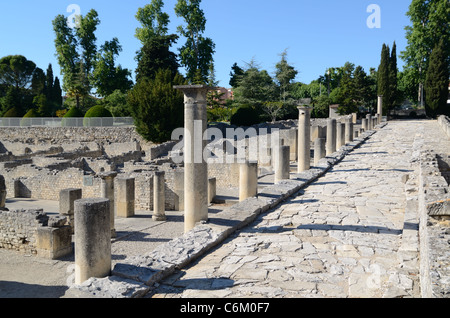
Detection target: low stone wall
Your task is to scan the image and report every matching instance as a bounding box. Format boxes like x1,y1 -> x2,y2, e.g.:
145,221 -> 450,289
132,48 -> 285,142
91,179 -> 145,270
0,126 -> 143,144
0,208 -> 72,259
418,149 -> 450,298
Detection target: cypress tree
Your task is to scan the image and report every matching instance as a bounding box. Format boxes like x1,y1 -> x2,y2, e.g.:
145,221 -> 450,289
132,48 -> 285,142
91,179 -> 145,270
388,42 -> 398,110
425,39 -> 449,117
377,44 -> 390,115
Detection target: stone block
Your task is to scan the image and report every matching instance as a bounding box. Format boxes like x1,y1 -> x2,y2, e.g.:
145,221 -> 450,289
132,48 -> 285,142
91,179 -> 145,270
36,226 -> 73,259
427,199 -> 450,216
116,177 -> 135,218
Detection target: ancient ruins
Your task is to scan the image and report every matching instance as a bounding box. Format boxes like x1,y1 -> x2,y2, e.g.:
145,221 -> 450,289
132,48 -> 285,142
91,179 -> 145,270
0,89 -> 449,298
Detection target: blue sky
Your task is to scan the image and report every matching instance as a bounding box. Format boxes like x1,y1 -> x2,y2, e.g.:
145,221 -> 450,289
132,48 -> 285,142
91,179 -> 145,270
0,0 -> 412,89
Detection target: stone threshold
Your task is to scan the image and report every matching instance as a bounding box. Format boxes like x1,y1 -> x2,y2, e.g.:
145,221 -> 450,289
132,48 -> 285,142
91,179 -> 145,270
64,123 -> 387,298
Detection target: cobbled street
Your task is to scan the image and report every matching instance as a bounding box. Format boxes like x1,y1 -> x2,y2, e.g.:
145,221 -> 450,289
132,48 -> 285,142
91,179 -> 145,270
150,120 -> 450,298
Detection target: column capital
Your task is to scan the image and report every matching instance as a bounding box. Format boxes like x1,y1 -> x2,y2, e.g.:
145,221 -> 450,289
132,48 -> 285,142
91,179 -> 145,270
174,85 -> 216,102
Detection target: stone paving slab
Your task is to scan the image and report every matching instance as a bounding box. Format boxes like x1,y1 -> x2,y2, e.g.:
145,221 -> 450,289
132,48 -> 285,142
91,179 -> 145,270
147,121 -> 424,299
64,125 -> 384,298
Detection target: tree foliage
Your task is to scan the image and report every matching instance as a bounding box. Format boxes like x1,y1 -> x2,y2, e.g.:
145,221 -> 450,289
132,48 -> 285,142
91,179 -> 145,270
135,34 -> 180,82
275,50 -> 298,103
400,0 -> 449,105
174,0 -> 215,84
425,39 -> 449,117
127,68 -> 186,143
377,43 -> 399,115
0,55 -> 36,89
92,38 -> 133,97
53,9 -> 131,108
135,0 -> 170,44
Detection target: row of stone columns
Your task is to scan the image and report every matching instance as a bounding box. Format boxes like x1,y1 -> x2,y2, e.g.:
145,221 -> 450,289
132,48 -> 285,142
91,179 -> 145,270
71,89 -> 385,285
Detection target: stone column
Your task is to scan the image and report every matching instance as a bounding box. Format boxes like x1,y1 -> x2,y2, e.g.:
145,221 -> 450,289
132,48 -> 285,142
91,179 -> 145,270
116,177 -> 135,218
74,198 -> 111,285
297,106 -> 311,172
345,116 -> 354,144
314,138 -> 326,165
274,145 -> 290,183
0,175 -> 7,210
366,114 -> 372,131
377,95 -> 383,123
239,160 -> 258,201
174,85 -> 212,233
59,188 -> 82,233
336,122 -> 345,149
326,118 -> 336,156
99,171 -> 117,238
153,171 -> 166,221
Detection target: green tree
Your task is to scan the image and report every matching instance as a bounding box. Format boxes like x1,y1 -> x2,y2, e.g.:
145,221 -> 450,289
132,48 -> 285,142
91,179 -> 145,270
53,9 -> 106,108
135,0 -> 170,44
425,39 -> 449,117
134,0 -> 179,82
127,68 -> 186,143
1,86 -> 22,116
335,62 -> 359,114
33,94 -> 50,117
92,38 -> 133,97
401,0 -> 449,102
135,34 -> 180,82
100,89 -> 131,117
229,63 -> 244,88
0,55 -> 37,89
275,50 -> 298,103
388,42 -> 399,110
174,0 -> 215,84
377,44 -> 391,115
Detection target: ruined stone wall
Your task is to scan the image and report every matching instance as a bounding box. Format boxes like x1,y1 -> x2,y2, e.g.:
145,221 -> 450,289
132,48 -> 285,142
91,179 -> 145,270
0,209 -> 48,254
0,126 -> 143,144
418,150 -> 450,298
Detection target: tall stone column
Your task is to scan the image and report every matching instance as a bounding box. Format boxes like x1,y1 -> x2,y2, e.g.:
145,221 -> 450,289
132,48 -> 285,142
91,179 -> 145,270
74,198 -> 111,285
99,171 -> 117,238
153,171 -> 166,221
274,145 -> 290,183
377,95 -> 383,124
336,122 -> 345,149
239,160 -> 258,201
326,118 -> 336,156
174,85 -> 212,233
297,106 -> 311,172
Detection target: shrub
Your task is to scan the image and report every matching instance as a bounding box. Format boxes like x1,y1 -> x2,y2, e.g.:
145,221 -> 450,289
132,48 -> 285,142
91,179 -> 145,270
20,109 -> 39,126
3,107 -> 22,118
127,68 -> 186,143
230,104 -> 263,127
62,107 -> 84,127
83,105 -> 113,127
